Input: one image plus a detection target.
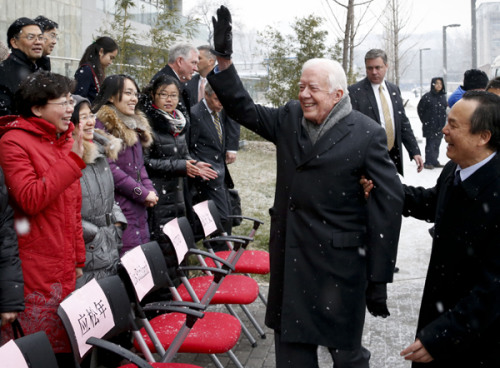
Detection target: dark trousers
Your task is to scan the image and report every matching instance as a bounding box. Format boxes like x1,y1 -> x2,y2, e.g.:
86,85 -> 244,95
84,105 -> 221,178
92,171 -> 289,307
274,331 -> 370,368
424,133 -> 443,166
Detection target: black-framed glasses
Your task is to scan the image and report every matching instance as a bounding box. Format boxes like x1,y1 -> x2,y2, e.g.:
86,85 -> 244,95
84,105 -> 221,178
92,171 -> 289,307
156,93 -> 179,100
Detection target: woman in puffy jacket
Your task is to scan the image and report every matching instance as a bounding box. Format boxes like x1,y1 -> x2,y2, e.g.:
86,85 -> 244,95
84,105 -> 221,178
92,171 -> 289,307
0,71 -> 85,367
93,74 -> 158,254
71,95 -> 127,288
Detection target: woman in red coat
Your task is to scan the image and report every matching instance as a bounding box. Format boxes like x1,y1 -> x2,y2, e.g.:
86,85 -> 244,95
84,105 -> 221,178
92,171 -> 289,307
0,71 -> 85,367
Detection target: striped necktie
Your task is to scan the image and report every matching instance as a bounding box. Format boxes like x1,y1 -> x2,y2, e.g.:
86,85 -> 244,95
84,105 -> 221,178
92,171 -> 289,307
198,77 -> 206,102
379,84 -> 395,150
212,111 -> 223,144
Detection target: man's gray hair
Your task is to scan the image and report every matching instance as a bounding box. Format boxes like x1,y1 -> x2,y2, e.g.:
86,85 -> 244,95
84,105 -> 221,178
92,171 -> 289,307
168,43 -> 198,64
302,58 -> 347,93
365,49 -> 388,65
205,81 -> 215,96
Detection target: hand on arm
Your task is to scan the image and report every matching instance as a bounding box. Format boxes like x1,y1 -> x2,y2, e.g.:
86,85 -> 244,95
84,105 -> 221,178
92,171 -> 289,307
145,191 -> 159,207
212,6 -> 233,71
360,175 -> 374,200
366,282 -> 390,318
400,339 -> 434,363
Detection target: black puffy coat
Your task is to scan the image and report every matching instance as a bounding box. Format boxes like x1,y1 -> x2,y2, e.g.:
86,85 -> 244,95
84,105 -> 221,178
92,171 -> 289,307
0,167 -> 24,314
143,104 -> 192,240
417,77 -> 447,138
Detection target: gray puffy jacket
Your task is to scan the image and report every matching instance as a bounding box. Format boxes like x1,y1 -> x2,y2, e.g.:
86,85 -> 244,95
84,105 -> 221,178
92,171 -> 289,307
76,130 -> 127,288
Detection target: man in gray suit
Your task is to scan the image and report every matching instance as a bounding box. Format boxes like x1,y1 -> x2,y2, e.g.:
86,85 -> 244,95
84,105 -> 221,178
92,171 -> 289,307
207,6 -> 404,367
349,49 -> 423,176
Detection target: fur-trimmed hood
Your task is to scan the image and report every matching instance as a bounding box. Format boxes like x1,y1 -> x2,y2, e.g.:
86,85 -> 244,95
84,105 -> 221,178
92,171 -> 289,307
96,104 -> 153,149
81,129 -> 123,165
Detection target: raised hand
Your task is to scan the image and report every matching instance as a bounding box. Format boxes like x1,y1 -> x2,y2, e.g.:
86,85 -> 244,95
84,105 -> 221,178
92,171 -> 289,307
211,5 -> 233,59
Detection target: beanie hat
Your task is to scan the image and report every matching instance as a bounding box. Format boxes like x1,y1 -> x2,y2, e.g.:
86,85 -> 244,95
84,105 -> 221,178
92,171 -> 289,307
462,69 -> 489,91
71,95 -> 91,125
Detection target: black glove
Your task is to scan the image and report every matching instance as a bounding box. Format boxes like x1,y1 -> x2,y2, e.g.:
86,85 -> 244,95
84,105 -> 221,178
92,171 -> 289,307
366,282 -> 390,318
211,5 -> 233,59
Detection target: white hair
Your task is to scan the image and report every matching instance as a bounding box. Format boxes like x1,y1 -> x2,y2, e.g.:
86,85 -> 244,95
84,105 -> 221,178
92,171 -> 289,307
302,58 -> 348,94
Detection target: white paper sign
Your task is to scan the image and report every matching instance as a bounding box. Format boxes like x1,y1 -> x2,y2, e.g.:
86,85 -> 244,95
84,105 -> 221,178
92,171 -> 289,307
121,246 -> 155,301
59,279 -> 114,358
162,218 -> 189,263
193,201 -> 217,236
0,340 -> 29,368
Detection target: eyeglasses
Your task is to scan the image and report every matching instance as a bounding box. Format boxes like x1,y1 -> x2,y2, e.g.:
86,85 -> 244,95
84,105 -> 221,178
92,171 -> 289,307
47,100 -> 76,108
79,114 -> 97,122
44,32 -> 59,41
156,93 -> 179,100
123,90 -> 140,98
17,33 -> 45,42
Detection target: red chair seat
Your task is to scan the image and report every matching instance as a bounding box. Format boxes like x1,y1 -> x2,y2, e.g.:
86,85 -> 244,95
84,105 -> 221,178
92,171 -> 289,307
205,250 -> 270,274
177,275 -> 259,304
136,312 -> 241,354
121,363 -> 202,367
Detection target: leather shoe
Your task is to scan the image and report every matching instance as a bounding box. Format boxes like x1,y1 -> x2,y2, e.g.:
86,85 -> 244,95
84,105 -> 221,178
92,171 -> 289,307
394,266 -> 400,273
424,164 -> 434,170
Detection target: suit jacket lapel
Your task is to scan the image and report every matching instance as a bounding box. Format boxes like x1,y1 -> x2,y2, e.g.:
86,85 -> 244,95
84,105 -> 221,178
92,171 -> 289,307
364,78 -> 380,123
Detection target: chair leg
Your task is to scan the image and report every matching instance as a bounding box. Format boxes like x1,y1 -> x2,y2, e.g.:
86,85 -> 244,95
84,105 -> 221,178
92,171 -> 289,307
224,304 -> 257,347
258,289 -> 268,306
226,349 -> 245,368
239,304 -> 266,339
209,353 -> 226,368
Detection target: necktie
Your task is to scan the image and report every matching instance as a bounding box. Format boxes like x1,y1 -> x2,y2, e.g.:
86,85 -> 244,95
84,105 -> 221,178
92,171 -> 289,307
454,170 -> 462,186
212,111 -> 223,144
198,77 -> 206,102
379,84 -> 395,150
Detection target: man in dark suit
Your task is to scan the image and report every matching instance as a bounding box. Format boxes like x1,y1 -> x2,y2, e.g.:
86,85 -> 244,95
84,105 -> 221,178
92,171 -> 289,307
349,49 -> 423,175
150,43 -> 199,121
189,82 -> 240,241
208,6 -> 404,367
184,45 -> 217,107
398,91 -> 500,367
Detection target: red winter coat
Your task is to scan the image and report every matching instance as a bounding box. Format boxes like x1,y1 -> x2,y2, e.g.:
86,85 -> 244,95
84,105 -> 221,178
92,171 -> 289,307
0,115 -> 86,353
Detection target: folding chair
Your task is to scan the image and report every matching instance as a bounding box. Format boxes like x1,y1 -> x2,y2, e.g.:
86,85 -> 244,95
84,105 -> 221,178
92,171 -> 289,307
192,201 -> 269,336
119,240 -> 244,368
0,331 -> 59,368
57,275 -> 203,368
195,201 -> 270,306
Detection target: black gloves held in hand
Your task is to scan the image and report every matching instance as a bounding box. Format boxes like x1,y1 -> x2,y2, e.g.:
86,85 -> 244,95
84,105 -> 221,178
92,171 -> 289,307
211,5 -> 233,59
366,282 -> 390,318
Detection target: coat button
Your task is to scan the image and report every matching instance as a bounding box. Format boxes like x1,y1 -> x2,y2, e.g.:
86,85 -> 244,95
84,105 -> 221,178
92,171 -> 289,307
289,204 -> 296,211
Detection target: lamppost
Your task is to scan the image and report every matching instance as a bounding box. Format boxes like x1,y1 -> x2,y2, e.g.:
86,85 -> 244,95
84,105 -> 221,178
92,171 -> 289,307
443,23 -> 461,88
419,48 -> 430,97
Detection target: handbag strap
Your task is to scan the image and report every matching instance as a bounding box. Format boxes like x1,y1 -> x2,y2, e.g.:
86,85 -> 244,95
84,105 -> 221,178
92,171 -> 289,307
12,319 -> 24,339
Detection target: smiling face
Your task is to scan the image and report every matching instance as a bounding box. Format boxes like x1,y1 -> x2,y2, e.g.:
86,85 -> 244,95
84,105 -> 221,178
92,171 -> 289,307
109,78 -> 138,116
153,83 -> 179,114
74,103 -> 96,141
10,25 -> 44,62
442,98 -> 483,168
365,57 -> 388,85
33,93 -> 74,133
42,28 -> 57,56
298,65 -> 342,125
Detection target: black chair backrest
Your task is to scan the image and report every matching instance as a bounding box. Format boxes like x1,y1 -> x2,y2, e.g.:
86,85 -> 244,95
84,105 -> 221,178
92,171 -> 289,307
57,275 -> 132,361
119,241 -> 172,301
0,331 -> 59,368
192,200 -> 224,237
